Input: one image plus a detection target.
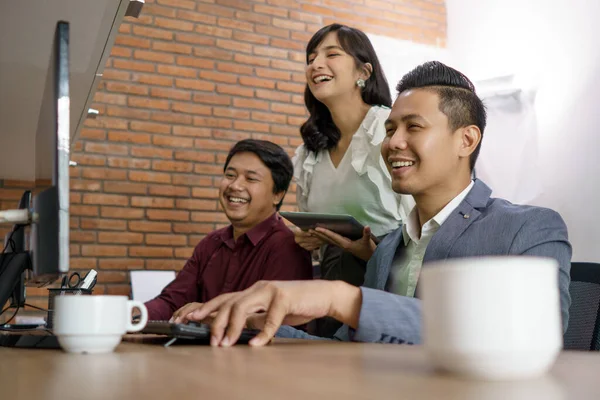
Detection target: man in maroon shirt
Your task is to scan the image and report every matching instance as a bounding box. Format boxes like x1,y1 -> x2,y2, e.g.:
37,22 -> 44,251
145,139 -> 312,321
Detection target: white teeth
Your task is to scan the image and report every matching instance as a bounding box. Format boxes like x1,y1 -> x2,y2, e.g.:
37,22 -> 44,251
313,75 -> 333,83
391,161 -> 414,168
229,197 -> 248,203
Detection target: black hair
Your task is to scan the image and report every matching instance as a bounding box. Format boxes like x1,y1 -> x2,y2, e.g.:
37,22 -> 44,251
223,139 -> 293,210
300,23 -> 392,153
396,61 -> 487,170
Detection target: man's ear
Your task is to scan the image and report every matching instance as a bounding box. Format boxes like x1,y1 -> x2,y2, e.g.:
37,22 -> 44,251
457,125 -> 481,159
273,191 -> 285,207
361,62 -> 373,80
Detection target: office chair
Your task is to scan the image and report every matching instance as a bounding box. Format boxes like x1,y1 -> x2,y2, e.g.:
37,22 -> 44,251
563,262 -> 600,351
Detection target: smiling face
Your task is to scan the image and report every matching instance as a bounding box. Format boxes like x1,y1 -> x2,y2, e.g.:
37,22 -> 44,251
305,32 -> 367,106
219,152 -> 283,234
382,88 -> 478,198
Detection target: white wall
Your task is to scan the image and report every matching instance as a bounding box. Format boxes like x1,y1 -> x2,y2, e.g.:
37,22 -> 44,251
446,0 -> 600,262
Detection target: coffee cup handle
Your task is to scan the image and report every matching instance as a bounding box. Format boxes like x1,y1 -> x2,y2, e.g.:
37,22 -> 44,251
126,301 -> 148,333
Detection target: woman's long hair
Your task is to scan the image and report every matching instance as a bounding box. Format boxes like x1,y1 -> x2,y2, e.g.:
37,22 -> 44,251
300,24 -> 392,153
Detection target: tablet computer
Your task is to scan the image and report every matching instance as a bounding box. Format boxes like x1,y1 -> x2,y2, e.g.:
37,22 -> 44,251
279,211 -> 379,243
141,321 -> 259,345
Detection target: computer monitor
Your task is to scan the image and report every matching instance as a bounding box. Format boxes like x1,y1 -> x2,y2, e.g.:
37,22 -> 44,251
0,21 -> 70,320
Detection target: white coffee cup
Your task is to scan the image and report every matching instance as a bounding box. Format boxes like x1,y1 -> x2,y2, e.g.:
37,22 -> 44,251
53,295 -> 148,354
420,256 -> 562,380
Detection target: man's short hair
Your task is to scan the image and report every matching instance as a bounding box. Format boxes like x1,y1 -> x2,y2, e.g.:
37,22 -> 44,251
223,139 -> 293,210
396,61 -> 487,170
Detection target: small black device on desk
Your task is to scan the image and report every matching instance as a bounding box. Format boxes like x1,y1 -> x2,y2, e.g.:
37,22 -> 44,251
141,321 -> 260,346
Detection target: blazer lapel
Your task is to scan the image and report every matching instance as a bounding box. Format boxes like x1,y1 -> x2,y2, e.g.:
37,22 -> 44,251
364,226 -> 404,290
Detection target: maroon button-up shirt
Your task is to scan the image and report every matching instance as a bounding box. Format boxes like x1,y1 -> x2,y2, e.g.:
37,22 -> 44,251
145,213 -> 312,321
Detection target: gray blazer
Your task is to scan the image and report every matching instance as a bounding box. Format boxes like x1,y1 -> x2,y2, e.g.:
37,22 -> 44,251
277,179 -> 572,345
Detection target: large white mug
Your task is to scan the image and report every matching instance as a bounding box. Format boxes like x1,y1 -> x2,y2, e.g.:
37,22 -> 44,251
53,295 -> 148,354
420,256 -> 562,380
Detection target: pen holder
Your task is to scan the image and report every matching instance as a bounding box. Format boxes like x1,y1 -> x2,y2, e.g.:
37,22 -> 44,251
46,288 -> 92,329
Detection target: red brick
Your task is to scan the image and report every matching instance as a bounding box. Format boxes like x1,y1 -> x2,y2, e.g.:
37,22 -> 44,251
147,209 -> 190,222
70,192 -> 82,204
151,87 -> 191,101
216,39 -> 252,54
133,25 -> 174,40
84,142 -> 128,156
114,35 -> 151,49
272,17 -> 305,32
97,271 -> 129,284
101,70 -> 131,82
98,232 -> 144,244
271,102 -> 306,115
107,131 -> 152,145
217,62 -> 254,75
191,187 -> 219,198
252,111 -> 287,124
152,41 -> 193,55
267,0 -> 301,8
255,25 -> 290,39
177,9 -> 217,24
216,0 -> 251,11
251,133 -> 289,146
197,2 -> 235,17
271,125 -> 300,136
153,135 -> 195,148
157,64 -> 197,78
193,93 -> 231,106
156,0 -> 196,9
292,72 -> 306,83
256,67 -> 291,81
199,70 -> 238,84
291,95 -> 304,105
93,92 -> 127,105
151,111 -> 193,125
288,115 -> 306,125
81,167 -> 128,181
175,247 -> 198,258
104,182 -> 148,195
195,25 -> 233,39
71,231 -> 97,243
107,156 -> 152,169
152,160 -> 194,173
172,125 -> 212,137
154,17 -> 194,31
174,198 -> 217,211
218,18 -> 254,33
193,46 -> 234,61
71,244 -> 81,256
175,78 -> 215,92
192,116 -> 232,129
99,259 -> 144,270
70,257 -> 98,269
233,120 -> 270,133
191,211 -> 228,223
79,129 -> 107,140
82,245 -> 127,257
80,218 -> 126,231
128,96 -> 170,111
233,53 -> 270,67
129,246 -> 174,258
106,105 -> 151,120
254,4 -> 288,18
146,234 -> 188,246
70,205 -> 99,217
290,10 -> 322,23
213,107 -> 250,119
134,50 -> 175,64
175,33 -> 215,47
173,223 -> 214,234
239,76 -> 276,89
128,221 -> 173,233
144,3 -> 178,17
70,180 -> 102,192
146,259 -> 186,271
176,56 -> 215,69
235,11 -> 271,25
82,193 -> 128,206
256,89 -> 292,102
277,81 -> 306,93
254,45 -> 288,59
301,4 -> 334,16
171,102 -> 212,115
233,98 -> 270,110
101,206 -> 145,219
148,184 -> 192,197
172,173 -> 215,186
291,31 -> 313,43
129,170 -> 172,184
86,116 -> 129,130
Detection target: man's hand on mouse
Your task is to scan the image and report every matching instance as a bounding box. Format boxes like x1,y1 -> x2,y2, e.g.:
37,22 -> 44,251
183,280 -> 362,347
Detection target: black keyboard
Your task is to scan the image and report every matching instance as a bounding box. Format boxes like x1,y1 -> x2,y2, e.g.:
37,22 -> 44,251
141,321 -> 259,344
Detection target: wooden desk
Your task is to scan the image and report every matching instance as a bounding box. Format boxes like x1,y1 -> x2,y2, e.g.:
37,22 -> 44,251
1,338 -> 599,400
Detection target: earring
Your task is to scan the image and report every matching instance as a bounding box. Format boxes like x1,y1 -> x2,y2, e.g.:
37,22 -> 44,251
356,78 -> 366,88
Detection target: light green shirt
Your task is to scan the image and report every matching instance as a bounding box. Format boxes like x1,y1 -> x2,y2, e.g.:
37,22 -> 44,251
393,181 -> 475,296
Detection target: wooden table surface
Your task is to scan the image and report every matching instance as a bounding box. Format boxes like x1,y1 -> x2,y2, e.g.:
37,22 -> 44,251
1,336 -> 599,400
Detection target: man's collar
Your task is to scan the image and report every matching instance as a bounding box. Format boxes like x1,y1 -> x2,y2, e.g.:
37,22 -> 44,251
402,180 -> 476,246
219,212 -> 279,248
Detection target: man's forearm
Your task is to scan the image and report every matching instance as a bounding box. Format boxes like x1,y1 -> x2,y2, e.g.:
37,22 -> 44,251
328,281 -> 362,329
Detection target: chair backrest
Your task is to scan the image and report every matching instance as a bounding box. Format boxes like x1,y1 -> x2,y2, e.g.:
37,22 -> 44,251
130,270 -> 176,303
563,262 -> 600,351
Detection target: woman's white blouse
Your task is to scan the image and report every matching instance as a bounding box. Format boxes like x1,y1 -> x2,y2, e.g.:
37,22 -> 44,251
292,106 -> 413,237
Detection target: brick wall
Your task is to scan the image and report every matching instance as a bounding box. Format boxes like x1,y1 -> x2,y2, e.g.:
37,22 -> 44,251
1,0 -> 446,321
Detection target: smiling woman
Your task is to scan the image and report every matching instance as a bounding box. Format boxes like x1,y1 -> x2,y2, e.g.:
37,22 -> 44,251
291,24 -> 414,338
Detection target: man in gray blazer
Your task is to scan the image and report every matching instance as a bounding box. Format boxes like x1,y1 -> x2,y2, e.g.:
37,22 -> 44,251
177,61 -> 571,348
